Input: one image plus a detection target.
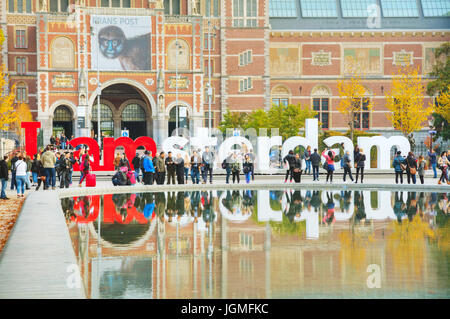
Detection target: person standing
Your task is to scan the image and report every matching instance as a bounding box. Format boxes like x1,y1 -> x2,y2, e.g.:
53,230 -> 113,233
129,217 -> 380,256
190,151 -> 201,184
243,154 -> 253,184
224,152 -> 232,184
119,153 -> 131,170
25,155 -> 32,190
156,152 -> 166,185
310,148 -> 321,181
165,151 -> 176,184
10,152 -> 19,190
60,134 -> 67,150
230,153 -> 241,184
406,151 -> 417,184
132,153 -> 141,183
41,146 -> 57,190
14,155 -> 28,197
283,150 -> 295,183
437,151 -> 449,185
292,153 -> 302,183
59,152 -> 72,188
31,155 -> 40,187
418,155 -> 427,185
78,152 -> 92,187
428,149 -> 437,179
247,149 -> 256,181
322,148 -> 336,184
183,153 -> 190,183
113,152 -> 121,171
50,135 -> 56,146
175,153 -> 185,184
355,148 -> 366,184
393,151 -> 406,184
202,146 -> 215,184
304,146 -> 311,175
0,156 -> 9,200
142,150 -> 155,185
342,150 -> 354,182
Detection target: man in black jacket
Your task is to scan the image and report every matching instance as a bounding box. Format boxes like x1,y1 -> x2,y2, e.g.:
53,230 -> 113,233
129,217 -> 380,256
165,152 -> 176,184
0,155 -> 9,199
283,150 -> 296,183
132,153 -> 141,183
10,152 -> 19,190
310,148 -> 321,181
59,152 -> 73,188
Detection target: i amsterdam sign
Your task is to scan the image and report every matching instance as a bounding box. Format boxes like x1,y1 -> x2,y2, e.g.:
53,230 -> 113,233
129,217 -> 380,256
21,119 -> 411,171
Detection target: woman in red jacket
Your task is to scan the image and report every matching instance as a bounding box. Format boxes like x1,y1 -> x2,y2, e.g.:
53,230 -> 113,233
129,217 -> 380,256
322,148 -> 336,184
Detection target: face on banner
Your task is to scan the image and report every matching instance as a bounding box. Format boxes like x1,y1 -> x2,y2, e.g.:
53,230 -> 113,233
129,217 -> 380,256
91,15 -> 151,71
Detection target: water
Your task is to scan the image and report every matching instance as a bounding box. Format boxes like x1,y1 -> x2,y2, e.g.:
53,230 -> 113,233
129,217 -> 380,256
60,189 -> 450,299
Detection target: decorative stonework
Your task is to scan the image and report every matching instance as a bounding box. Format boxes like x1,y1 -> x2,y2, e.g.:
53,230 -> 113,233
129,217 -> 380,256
52,74 -> 75,88
145,78 -> 154,86
50,37 -> 75,69
393,49 -> 413,66
311,50 -> 331,66
7,15 -> 36,25
168,76 -> 189,89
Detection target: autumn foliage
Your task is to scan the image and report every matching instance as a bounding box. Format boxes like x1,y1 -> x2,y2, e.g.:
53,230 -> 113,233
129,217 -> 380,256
0,30 -> 18,131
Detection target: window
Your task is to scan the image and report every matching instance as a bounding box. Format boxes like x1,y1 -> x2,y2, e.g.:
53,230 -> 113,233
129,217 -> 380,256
204,111 -> 215,127
8,0 -> 14,12
204,33 -> 215,50
240,232 -> 253,250
92,103 -> 114,133
49,0 -> 69,12
100,0 -> 131,8
54,105 -> 72,122
272,97 -> 289,107
353,98 -> 370,129
233,0 -> 258,27
204,0 -> 220,17
16,83 -> 27,102
269,0 -> 297,17
341,0 -> 377,17
239,50 -> 252,66
300,0 -> 338,17
204,86 -> 215,103
239,77 -> 252,92
380,0 -> 419,17
16,57 -> 26,75
313,98 -> 329,129
167,39 -> 190,70
122,104 -> 146,122
164,0 -> 180,14
15,29 -> 26,48
204,59 -> 214,76
421,0 -> 450,17
7,0 -> 32,13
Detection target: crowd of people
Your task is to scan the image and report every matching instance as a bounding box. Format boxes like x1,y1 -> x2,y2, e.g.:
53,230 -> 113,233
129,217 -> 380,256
0,141 -> 449,199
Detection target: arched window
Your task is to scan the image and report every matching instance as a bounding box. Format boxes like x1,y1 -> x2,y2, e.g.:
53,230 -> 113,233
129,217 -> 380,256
311,85 -> 331,129
15,82 -> 28,103
168,105 -> 189,136
53,105 -> 73,138
122,103 -> 146,122
271,85 -> 291,107
92,103 -> 114,136
51,37 -> 75,69
167,39 -> 190,70
352,87 -> 372,130
54,105 -> 72,122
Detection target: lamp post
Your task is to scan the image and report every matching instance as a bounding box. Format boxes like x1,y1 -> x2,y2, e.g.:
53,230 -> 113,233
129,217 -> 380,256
175,26 -> 179,134
207,20 -> 212,138
91,27 -> 101,156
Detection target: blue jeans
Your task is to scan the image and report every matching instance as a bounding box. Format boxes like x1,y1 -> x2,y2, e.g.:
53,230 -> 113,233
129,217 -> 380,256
191,167 -> 200,184
184,167 -> 189,181
26,172 -> 31,188
245,172 -> 251,183
305,160 -> 311,174
69,170 -> 73,184
16,175 -> 27,195
432,163 -> 437,178
45,167 -> 56,188
32,172 -> 38,184
135,168 -> 141,183
10,170 -> 16,190
61,142 -> 66,149
225,167 -> 231,183
0,178 -> 7,198
313,165 -> 319,180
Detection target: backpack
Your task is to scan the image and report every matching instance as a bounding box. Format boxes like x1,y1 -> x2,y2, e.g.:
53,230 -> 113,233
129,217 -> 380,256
140,156 -> 146,171
221,158 -> 227,169
83,158 -> 90,172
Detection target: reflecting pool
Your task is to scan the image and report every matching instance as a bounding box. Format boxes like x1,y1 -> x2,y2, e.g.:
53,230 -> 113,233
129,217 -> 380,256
60,189 -> 449,299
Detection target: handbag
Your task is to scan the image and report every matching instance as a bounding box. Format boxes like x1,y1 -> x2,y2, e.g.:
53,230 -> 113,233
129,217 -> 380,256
409,167 -> 417,175
322,162 -> 328,170
293,168 -> 301,173
400,163 -> 407,171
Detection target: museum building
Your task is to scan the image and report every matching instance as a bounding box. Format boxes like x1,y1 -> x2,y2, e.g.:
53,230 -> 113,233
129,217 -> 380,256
1,0 -> 449,146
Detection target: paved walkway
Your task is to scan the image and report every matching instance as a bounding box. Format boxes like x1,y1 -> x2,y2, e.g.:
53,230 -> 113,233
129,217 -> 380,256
0,173 -> 448,299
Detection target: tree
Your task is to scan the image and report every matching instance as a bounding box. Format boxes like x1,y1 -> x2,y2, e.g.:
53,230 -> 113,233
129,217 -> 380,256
13,103 -> 33,145
426,42 -> 450,142
337,73 -> 373,142
384,66 -> 433,150
218,109 -> 249,134
0,30 -> 18,131
435,85 -> 450,123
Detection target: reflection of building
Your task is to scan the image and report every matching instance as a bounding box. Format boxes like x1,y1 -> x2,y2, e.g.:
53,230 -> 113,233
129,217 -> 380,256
65,189 -> 445,298
2,1 -> 449,146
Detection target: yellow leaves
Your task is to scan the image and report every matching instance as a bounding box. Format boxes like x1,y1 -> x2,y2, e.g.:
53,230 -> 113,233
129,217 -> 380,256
434,85 -> 450,122
13,103 -> 33,136
385,66 -> 434,136
0,30 -> 18,131
339,231 -> 369,272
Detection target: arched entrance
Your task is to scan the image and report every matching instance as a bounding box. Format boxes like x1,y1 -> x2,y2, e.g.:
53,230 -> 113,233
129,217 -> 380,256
168,105 -> 189,136
53,105 -> 73,138
121,103 -> 147,139
91,103 -> 114,137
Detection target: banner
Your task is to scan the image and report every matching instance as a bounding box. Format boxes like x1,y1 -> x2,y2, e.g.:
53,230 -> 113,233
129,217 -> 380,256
91,15 -> 151,71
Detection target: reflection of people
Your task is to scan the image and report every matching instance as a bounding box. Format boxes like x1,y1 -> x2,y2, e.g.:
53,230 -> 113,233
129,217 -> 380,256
353,191 -> 366,224
322,191 -> 335,225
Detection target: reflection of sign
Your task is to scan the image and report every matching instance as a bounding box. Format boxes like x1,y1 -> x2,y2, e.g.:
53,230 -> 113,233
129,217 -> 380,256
121,130 -> 129,137
393,50 -> 413,66
77,117 -> 86,129
311,50 -> 331,66
169,76 -> 189,89
52,74 -> 75,88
